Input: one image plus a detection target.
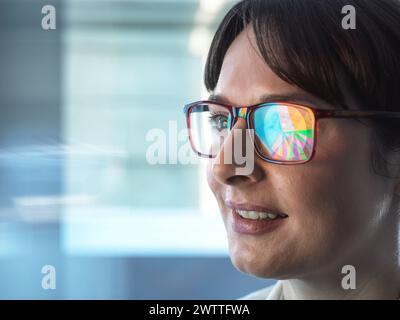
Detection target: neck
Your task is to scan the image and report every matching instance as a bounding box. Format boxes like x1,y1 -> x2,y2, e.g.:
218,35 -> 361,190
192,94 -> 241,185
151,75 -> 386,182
282,217 -> 400,300
282,268 -> 400,300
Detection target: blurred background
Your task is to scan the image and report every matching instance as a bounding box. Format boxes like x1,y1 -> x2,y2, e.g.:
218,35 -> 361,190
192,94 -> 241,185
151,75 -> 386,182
0,0 -> 274,299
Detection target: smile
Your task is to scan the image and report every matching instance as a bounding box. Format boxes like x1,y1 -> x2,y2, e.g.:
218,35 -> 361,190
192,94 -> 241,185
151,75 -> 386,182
235,209 -> 287,220
225,201 -> 288,234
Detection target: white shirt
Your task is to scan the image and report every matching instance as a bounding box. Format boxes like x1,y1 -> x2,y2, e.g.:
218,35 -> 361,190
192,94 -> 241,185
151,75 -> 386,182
239,281 -> 283,300
239,281 -> 400,300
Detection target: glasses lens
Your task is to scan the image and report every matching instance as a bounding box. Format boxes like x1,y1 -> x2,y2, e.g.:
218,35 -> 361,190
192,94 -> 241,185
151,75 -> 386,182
251,103 -> 315,162
189,103 -> 231,157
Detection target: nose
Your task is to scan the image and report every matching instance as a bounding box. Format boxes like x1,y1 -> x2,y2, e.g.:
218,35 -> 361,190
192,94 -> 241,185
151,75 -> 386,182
212,118 -> 264,186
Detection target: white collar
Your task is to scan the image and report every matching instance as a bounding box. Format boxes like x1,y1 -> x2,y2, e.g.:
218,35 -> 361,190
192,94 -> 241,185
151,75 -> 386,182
266,281 -> 400,300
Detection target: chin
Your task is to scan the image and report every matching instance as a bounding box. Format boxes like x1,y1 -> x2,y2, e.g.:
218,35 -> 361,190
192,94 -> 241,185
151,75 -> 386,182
232,256 -> 302,280
230,256 -> 278,278
227,238 -> 304,279
228,245 -> 283,279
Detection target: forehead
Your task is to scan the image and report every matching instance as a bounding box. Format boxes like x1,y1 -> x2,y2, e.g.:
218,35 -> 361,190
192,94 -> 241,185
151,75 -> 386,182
214,26 -> 303,106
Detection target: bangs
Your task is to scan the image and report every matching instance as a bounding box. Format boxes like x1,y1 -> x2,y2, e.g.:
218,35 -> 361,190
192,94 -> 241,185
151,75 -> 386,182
204,0 -> 400,111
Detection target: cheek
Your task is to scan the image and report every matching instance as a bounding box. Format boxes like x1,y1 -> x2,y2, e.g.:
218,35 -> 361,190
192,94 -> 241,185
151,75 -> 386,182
275,123 -> 383,260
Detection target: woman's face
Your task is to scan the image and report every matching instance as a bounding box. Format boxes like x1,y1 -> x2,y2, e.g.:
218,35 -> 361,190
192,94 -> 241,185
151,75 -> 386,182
207,27 -> 398,279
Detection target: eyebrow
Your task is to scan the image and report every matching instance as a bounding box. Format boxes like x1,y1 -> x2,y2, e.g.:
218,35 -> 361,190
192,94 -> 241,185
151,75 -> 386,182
207,92 -> 332,109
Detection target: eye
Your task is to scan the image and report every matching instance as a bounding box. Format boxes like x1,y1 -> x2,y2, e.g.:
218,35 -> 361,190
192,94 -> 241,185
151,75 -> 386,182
209,113 -> 229,132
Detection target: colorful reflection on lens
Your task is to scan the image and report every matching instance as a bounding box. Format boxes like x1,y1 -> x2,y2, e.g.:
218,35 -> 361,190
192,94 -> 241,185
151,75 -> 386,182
253,104 -> 314,161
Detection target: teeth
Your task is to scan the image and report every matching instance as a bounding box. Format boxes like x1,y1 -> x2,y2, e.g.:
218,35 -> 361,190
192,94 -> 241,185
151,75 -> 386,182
259,212 -> 268,219
247,211 -> 258,219
236,210 -> 285,220
267,213 -> 278,219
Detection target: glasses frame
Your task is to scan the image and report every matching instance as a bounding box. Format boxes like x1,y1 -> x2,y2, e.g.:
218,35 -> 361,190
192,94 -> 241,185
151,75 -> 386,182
183,100 -> 400,165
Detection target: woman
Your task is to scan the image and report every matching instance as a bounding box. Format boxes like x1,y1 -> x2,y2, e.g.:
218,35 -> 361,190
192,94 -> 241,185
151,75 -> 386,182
183,0 -> 400,299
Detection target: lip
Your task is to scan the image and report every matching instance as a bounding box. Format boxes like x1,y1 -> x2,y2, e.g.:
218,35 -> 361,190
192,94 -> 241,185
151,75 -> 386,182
225,201 -> 288,235
225,201 -> 287,216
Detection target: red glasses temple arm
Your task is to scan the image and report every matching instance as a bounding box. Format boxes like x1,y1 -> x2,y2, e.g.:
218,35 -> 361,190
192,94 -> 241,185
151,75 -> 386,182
316,110 -> 400,119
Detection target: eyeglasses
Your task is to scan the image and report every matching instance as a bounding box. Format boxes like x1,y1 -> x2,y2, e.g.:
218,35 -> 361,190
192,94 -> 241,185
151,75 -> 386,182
183,100 -> 400,165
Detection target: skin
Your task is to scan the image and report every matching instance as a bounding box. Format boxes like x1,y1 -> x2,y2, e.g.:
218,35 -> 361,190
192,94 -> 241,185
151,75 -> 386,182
207,26 -> 400,299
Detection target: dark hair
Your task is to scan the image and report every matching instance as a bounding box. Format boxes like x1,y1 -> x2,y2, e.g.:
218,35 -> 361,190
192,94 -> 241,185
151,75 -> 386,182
204,0 -> 400,177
